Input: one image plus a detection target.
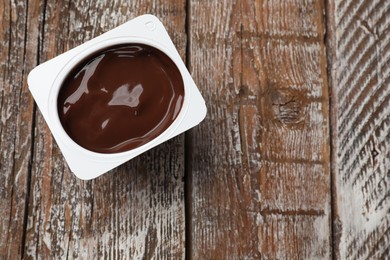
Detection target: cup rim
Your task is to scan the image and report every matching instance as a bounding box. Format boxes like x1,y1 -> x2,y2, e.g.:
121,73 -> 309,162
48,36 -> 190,161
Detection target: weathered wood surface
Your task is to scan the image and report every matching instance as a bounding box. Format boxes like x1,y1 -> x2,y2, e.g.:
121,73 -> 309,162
0,0 -> 40,258
0,0 -> 389,259
2,0 -> 187,259
187,0 -> 331,258
327,0 -> 390,259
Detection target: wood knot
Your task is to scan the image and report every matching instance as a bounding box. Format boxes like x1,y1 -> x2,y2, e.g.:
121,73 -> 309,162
266,87 -> 306,126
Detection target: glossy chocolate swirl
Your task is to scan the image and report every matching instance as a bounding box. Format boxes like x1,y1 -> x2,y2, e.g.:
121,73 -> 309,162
57,43 -> 184,153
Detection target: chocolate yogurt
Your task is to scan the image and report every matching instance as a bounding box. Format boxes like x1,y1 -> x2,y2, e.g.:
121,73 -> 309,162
57,43 -> 184,154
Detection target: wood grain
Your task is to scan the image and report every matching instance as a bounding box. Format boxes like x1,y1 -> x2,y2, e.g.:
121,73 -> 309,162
187,0 -> 331,258
1,0 -> 388,258
0,0 -> 41,258
22,1 -> 187,259
327,0 -> 390,258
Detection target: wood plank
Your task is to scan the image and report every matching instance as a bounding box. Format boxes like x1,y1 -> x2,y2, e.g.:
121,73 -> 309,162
0,0 -> 41,258
23,1 -> 186,259
187,0 -> 331,258
327,0 -> 390,258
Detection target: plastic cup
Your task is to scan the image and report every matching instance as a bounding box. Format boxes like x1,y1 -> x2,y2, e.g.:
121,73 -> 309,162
28,15 -> 206,180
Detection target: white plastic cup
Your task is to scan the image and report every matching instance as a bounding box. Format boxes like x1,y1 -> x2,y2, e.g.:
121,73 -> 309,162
28,15 -> 206,180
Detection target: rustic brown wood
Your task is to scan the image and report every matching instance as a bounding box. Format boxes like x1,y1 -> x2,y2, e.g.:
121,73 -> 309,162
327,0 -> 390,259
22,1 -> 187,259
0,0 -> 41,258
2,0 -> 389,258
187,0 -> 331,258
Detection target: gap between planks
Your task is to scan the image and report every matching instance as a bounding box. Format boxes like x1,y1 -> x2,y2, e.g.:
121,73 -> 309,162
184,0 -> 193,259
324,0 -> 337,259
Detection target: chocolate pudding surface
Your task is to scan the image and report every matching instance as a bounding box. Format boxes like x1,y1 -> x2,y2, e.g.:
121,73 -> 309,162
57,43 -> 184,153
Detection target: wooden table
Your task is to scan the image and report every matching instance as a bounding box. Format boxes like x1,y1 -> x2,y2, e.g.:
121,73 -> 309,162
0,0 -> 389,259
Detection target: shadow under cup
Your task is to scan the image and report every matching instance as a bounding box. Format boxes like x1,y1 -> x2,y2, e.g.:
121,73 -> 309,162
56,43 -> 185,154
